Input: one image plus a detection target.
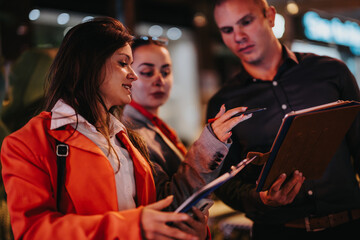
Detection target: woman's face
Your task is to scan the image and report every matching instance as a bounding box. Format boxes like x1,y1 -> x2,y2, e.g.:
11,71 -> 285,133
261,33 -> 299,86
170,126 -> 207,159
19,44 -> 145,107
100,44 -> 137,110
131,44 -> 173,115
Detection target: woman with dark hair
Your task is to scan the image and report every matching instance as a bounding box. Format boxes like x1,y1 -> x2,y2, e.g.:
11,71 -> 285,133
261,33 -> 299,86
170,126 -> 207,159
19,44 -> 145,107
123,36 -> 252,239
1,17 -> 198,240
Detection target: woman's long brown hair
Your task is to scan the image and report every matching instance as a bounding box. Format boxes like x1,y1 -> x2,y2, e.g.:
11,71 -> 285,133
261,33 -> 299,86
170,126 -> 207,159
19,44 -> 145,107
44,17 -> 151,171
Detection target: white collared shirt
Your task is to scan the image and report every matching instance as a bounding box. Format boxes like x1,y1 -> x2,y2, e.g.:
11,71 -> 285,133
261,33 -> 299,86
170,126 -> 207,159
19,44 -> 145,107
51,99 -> 136,210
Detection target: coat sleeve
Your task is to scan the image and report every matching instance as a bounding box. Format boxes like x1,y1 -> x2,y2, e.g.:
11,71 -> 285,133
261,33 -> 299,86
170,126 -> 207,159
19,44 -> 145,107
206,93 -> 268,214
1,134 -> 144,240
155,126 -> 231,211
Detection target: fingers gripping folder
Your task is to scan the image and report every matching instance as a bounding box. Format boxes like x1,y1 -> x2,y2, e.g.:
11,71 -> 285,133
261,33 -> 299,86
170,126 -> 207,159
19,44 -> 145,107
249,100 -> 360,192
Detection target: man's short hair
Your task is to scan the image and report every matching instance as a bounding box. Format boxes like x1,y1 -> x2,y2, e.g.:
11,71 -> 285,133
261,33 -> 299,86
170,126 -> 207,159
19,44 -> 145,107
214,0 -> 269,17
215,0 -> 268,8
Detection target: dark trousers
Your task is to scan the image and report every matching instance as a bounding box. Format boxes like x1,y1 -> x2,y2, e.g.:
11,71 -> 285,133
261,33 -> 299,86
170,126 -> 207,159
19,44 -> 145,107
252,219 -> 360,240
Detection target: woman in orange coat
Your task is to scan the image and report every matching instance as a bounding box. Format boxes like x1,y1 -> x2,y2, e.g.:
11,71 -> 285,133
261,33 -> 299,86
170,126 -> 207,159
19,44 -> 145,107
0,17 -> 199,240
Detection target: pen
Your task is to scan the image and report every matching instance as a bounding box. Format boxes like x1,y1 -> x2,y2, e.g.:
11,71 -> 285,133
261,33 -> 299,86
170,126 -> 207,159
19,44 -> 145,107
207,107 -> 267,123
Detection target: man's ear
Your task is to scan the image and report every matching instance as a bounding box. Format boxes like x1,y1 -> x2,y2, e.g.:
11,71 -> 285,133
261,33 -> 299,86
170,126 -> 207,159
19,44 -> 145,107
265,6 -> 276,27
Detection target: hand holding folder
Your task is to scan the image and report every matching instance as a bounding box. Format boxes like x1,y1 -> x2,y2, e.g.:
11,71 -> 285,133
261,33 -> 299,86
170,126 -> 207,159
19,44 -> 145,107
252,100 -> 360,192
174,156 -> 256,214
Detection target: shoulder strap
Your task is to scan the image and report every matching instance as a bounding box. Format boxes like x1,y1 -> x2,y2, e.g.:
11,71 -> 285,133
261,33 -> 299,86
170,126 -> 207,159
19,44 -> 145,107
55,139 -> 68,210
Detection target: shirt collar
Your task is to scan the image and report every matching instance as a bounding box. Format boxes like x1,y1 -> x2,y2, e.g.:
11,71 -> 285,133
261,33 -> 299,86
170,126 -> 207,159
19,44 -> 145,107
282,45 -> 298,64
50,99 -> 126,136
233,45 -> 299,84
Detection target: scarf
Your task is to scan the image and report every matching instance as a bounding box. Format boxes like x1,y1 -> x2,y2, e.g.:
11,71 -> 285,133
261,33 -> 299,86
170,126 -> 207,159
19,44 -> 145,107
130,101 -> 187,157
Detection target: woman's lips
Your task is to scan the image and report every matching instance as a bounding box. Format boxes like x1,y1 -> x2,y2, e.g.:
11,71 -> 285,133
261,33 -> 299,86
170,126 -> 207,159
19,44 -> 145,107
122,84 -> 132,92
151,92 -> 165,99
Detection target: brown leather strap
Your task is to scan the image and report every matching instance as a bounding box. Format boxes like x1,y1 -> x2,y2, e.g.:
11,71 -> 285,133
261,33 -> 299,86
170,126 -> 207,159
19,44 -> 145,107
284,209 -> 360,231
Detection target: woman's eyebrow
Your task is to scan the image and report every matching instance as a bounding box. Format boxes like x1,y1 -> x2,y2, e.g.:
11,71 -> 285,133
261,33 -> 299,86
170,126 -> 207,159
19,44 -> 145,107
161,64 -> 171,68
138,62 -> 155,67
116,53 -> 131,61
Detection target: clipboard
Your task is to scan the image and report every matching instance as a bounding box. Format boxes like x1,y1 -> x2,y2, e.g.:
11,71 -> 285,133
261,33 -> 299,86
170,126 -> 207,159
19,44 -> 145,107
175,156 -> 256,213
255,100 -> 360,192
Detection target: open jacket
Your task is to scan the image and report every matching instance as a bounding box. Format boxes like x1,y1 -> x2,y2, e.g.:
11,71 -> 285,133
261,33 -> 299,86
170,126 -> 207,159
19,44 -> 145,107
1,112 -> 156,240
123,105 -> 231,211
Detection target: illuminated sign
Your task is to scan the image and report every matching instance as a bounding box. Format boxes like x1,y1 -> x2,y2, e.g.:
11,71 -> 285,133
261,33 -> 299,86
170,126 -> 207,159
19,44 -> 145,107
302,11 -> 360,55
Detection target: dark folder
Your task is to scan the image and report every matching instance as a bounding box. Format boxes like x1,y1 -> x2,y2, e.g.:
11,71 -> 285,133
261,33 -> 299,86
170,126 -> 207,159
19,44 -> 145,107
253,100 -> 360,192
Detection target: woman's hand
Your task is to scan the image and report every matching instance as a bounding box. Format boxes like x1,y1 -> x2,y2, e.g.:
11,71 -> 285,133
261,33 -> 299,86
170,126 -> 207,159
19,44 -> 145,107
211,104 -> 252,142
141,196 -> 198,240
172,207 -> 209,240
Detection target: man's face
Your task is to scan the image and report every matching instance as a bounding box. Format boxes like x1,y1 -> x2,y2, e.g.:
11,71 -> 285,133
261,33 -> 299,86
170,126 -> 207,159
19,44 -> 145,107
214,0 -> 276,65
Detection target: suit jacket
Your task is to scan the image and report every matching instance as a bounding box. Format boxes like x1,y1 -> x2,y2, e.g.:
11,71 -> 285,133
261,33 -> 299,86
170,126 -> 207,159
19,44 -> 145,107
1,112 -> 156,240
123,105 -> 231,211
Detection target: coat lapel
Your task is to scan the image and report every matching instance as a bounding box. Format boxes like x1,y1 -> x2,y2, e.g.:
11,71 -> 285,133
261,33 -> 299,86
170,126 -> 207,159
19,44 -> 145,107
116,131 -> 156,206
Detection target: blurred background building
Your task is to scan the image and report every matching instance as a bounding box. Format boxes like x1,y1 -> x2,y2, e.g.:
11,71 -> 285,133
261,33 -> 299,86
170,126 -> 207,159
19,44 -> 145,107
0,0 -> 360,239
1,0 -> 360,143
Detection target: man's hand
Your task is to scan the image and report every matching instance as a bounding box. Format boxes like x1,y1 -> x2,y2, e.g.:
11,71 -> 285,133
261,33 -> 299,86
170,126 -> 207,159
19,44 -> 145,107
259,170 -> 305,207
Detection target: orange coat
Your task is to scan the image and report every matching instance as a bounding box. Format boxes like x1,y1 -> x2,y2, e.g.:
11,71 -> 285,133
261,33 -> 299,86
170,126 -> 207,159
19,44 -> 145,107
1,112 -> 156,240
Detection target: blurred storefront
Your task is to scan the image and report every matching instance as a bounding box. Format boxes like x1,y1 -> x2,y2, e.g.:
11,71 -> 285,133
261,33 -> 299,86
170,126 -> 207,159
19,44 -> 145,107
290,10 -> 360,86
3,1 -> 359,143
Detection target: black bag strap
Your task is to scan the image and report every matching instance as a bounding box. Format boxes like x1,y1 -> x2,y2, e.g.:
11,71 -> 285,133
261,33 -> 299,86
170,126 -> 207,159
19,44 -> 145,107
55,139 -> 68,210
